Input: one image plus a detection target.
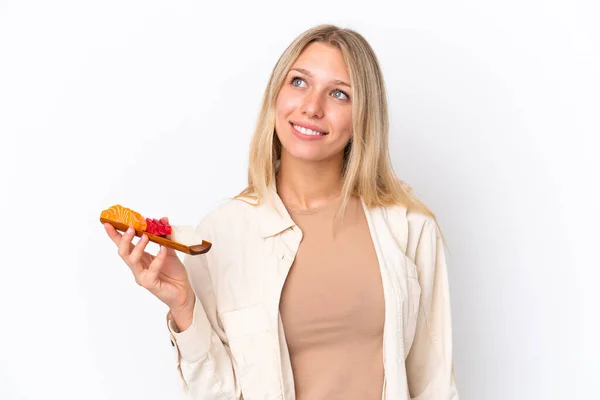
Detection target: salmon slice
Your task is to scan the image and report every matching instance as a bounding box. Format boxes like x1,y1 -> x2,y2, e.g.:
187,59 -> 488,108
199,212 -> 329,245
100,204 -> 147,231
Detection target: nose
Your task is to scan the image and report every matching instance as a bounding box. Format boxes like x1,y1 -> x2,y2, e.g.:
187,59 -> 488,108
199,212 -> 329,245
300,91 -> 324,119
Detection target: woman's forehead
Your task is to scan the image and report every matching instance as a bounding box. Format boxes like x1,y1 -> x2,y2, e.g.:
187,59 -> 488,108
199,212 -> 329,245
291,42 -> 350,81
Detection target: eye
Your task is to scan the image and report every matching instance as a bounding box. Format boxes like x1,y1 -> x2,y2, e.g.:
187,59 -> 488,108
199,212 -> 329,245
332,89 -> 349,101
291,77 -> 307,88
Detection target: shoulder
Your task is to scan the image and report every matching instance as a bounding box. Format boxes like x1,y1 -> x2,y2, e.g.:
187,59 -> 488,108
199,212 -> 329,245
378,203 -> 439,255
406,208 -> 437,235
195,196 -> 261,237
379,203 -> 435,231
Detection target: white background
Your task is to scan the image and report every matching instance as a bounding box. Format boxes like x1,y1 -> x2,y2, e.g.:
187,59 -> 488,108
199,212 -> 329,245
1,1 -> 598,399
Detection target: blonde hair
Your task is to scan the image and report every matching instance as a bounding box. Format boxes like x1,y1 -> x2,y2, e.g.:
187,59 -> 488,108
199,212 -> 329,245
236,24 -> 446,243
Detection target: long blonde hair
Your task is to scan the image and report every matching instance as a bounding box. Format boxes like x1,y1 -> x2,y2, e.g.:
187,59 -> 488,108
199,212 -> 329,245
236,24 -> 445,242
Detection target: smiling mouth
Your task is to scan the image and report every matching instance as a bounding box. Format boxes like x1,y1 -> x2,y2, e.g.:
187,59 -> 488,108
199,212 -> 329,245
289,122 -> 328,136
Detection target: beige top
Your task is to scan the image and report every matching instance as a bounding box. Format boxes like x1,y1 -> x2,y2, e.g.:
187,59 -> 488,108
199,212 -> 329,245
279,195 -> 385,400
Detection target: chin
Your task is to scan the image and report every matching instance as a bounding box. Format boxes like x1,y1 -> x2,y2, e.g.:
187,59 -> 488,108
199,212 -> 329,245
281,141 -> 346,164
287,151 -> 328,163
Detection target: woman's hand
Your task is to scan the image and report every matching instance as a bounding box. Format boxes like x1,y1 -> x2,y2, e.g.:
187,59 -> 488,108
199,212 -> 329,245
104,217 -> 195,331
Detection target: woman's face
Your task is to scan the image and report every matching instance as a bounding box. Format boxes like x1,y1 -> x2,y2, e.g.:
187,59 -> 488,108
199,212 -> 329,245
274,42 -> 353,164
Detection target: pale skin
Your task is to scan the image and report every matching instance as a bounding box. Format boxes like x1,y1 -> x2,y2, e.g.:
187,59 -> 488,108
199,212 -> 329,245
275,42 -> 353,209
104,41 -> 353,332
104,218 -> 196,330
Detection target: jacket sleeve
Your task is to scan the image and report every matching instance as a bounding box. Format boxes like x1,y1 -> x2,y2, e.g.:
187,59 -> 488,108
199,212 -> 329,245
166,223 -> 241,399
405,219 -> 459,399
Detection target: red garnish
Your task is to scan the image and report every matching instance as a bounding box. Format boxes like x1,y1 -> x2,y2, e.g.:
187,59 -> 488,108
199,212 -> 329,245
145,218 -> 172,236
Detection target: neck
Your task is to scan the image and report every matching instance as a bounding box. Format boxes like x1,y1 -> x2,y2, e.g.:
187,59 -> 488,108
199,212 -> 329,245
276,151 -> 343,211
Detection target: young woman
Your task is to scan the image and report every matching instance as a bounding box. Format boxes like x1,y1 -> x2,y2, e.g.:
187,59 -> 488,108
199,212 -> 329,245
105,25 -> 459,400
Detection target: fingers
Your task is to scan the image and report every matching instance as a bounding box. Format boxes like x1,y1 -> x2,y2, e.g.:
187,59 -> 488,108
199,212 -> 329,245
159,217 -> 176,257
104,223 -> 122,246
163,246 -> 177,257
117,226 -> 136,260
143,246 -> 167,288
106,223 -> 169,290
105,224 -> 144,278
129,233 -> 149,265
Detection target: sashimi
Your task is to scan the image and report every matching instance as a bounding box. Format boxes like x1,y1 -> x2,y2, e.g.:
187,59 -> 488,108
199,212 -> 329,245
145,218 -> 172,236
100,204 -> 210,255
101,204 -> 147,231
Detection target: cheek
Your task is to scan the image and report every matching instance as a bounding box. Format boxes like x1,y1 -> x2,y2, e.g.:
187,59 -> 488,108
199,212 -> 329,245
332,108 -> 353,138
275,89 -> 300,119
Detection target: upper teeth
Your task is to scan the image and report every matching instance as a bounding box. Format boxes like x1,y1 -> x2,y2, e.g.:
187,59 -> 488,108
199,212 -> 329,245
294,124 -> 324,136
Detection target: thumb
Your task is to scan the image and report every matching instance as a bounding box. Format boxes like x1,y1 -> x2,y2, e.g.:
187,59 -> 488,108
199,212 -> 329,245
158,217 -> 176,256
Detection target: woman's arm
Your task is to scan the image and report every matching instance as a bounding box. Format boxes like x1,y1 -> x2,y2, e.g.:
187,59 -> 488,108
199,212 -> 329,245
406,219 -> 459,399
167,229 -> 241,399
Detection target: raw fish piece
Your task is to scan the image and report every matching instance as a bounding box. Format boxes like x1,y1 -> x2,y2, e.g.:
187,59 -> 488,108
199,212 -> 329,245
100,204 -> 147,231
145,218 -> 172,236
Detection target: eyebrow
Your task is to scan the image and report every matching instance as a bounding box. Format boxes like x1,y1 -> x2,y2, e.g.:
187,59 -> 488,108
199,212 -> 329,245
290,68 -> 351,88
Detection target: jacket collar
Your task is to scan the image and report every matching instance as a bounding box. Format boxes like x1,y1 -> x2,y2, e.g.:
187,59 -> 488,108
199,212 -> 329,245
256,180 -> 297,238
253,176 -> 408,241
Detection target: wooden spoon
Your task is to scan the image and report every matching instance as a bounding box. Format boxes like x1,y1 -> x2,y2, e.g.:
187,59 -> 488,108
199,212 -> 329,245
100,218 -> 211,255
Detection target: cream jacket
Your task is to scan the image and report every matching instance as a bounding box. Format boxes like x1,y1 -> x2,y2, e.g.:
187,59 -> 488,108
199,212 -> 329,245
166,186 -> 459,400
